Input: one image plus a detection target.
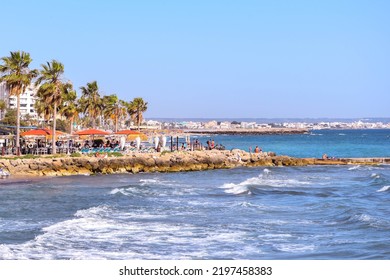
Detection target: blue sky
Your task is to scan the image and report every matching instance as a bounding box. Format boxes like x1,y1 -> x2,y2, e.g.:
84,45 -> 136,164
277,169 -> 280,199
1,0 -> 389,119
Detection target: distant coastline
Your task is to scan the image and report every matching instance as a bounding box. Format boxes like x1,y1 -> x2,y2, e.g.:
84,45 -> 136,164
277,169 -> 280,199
145,118 -> 390,131
184,128 -> 309,135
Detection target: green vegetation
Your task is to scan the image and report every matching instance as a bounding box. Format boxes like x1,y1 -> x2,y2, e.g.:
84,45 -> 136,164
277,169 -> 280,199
160,150 -> 172,156
70,153 -> 82,157
108,152 -> 124,157
0,50 -> 149,155
0,51 -> 38,154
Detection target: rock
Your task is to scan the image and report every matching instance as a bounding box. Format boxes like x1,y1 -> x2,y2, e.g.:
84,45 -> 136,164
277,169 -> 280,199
0,150 -> 387,177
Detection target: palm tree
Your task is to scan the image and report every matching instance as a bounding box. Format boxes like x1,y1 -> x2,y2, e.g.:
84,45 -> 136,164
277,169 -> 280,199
0,99 -> 7,120
34,98 -> 52,126
79,81 -> 102,128
59,89 -> 78,134
35,60 -> 70,154
102,94 -> 128,132
127,97 -> 148,131
0,51 -> 38,154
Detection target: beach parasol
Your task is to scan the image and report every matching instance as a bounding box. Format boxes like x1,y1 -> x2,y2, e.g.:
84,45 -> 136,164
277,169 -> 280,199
154,135 -> 159,149
114,129 -> 139,135
115,129 -> 147,141
135,136 -> 141,150
161,135 -> 167,148
74,129 -> 110,136
21,128 -> 66,138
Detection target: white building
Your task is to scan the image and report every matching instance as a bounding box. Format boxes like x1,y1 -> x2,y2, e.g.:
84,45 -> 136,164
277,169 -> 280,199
2,82 -> 39,119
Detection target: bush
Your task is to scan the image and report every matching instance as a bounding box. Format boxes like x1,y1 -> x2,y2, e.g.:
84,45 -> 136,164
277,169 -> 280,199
160,150 -> 171,156
108,152 -> 123,157
70,153 -> 82,157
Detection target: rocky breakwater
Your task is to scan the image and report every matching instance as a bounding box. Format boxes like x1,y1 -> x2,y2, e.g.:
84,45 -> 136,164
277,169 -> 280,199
0,150 -> 388,177
0,150 -> 277,177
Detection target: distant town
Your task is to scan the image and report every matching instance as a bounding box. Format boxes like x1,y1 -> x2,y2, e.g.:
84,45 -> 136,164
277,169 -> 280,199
143,119 -> 390,131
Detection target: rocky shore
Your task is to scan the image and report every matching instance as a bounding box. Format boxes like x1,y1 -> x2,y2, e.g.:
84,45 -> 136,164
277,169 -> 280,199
0,150 -> 389,177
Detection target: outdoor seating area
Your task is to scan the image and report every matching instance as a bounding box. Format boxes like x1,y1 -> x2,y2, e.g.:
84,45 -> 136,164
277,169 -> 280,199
0,127 -> 225,156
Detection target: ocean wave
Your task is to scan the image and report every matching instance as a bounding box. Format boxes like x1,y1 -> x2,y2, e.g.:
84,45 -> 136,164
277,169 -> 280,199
377,185 -> 390,192
0,205 -> 175,259
370,173 -> 380,179
344,213 -> 390,229
263,168 -> 271,174
140,178 -> 181,187
275,244 -> 316,253
220,173 -> 310,195
140,179 -> 160,185
348,165 -> 361,170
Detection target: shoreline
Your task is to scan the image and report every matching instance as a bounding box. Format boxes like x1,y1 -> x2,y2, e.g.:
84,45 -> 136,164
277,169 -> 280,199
0,150 -> 389,177
184,128 -> 309,135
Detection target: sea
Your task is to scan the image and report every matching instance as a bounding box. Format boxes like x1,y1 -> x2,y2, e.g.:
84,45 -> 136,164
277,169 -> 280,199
1,129 -> 390,260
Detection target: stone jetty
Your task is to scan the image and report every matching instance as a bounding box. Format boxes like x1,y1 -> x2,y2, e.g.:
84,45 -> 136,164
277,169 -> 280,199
0,150 -> 389,177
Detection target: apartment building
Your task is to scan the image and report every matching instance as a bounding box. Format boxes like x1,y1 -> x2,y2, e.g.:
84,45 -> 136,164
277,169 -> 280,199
0,81 -> 39,119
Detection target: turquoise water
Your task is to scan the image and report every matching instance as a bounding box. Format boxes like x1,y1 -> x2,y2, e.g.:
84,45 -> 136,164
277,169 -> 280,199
196,129 -> 390,158
1,129 -> 390,260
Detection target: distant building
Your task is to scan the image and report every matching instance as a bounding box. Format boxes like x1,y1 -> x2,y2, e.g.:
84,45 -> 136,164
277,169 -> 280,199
204,120 -> 218,129
0,81 -> 39,119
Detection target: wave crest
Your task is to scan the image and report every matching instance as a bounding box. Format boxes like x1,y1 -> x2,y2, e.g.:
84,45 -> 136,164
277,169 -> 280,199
377,185 -> 390,192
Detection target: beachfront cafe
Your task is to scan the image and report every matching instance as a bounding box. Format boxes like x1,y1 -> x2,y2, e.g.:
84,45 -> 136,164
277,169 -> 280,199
19,128 -> 77,155
1,127 -> 221,156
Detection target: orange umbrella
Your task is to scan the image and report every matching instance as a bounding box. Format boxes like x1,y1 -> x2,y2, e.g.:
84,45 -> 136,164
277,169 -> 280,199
74,129 -> 110,136
21,128 -> 65,137
114,129 -> 148,140
127,132 -> 148,141
114,129 -> 139,135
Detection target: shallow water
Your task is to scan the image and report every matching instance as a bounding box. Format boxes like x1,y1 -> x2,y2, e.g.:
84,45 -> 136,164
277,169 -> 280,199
195,129 -> 390,158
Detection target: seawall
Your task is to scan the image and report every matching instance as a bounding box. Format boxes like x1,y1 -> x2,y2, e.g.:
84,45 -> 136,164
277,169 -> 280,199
1,150 -> 389,177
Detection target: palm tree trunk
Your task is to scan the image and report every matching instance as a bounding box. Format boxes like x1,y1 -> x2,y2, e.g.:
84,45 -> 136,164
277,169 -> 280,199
52,103 -> 57,154
137,112 -> 140,131
70,116 -> 74,135
16,95 -> 21,155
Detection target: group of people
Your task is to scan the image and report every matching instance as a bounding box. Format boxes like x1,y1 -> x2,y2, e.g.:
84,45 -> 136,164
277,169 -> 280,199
249,145 -> 262,153
206,139 -> 215,150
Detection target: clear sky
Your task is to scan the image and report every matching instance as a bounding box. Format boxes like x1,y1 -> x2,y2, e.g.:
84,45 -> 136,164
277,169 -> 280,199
1,0 -> 389,119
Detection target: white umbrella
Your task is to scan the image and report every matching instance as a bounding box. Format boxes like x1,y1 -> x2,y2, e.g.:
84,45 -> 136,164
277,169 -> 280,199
154,136 -> 159,150
120,136 -> 126,150
135,136 -> 141,150
161,135 -> 167,147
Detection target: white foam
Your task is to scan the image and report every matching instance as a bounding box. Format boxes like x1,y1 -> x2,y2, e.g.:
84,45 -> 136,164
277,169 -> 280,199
348,165 -> 361,170
275,244 -> 316,253
356,214 -> 373,222
262,233 -> 293,240
377,186 -> 390,192
263,168 -> 271,174
221,182 -> 250,195
140,179 -> 159,185
109,188 -> 128,195
220,173 -> 311,195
